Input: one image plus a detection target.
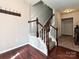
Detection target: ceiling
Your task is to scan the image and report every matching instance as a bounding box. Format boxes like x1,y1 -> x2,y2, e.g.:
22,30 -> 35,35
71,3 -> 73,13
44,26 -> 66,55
31,0 -> 79,12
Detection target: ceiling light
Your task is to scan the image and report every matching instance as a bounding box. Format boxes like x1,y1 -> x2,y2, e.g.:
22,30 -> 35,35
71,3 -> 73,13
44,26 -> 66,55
63,8 -> 75,13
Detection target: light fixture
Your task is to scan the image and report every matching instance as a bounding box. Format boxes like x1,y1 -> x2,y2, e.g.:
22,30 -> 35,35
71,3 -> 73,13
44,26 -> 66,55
63,8 -> 75,13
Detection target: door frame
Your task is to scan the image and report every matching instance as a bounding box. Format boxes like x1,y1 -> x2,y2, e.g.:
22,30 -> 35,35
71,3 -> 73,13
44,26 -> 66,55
61,17 -> 73,36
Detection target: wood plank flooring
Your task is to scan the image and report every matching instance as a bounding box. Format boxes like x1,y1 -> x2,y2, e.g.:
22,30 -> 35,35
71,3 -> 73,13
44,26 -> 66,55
0,44 -> 47,59
1,43 -> 78,59
48,46 -> 79,59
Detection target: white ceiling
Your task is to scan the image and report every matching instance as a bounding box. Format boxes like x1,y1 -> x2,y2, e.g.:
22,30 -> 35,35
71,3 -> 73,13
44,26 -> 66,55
31,0 -> 79,11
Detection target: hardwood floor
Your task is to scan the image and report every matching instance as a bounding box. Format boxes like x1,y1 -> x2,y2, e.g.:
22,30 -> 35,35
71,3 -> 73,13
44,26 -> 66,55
0,44 -> 47,59
48,46 -> 79,59
1,44 -> 79,59
58,35 -> 79,52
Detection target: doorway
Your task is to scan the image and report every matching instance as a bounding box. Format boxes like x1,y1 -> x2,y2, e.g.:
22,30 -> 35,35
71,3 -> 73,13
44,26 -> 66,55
61,17 -> 73,36
58,17 -> 79,52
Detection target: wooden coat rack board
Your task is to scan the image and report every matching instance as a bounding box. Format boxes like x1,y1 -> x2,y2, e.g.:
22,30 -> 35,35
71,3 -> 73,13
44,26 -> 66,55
0,9 -> 21,17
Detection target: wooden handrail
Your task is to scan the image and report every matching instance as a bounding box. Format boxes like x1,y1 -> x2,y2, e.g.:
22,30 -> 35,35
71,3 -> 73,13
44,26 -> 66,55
50,25 -> 57,30
38,22 -> 43,27
28,20 -> 37,23
28,19 -> 43,27
50,25 -> 58,47
39,14 -> 53,33
28,18 -> 43,37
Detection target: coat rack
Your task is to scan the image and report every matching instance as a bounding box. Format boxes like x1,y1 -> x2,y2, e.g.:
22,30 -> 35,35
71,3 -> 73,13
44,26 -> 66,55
0,8 -> 21,17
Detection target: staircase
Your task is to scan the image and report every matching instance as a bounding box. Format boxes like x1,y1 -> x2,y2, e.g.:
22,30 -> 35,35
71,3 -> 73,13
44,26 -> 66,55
28,14 -> 58,54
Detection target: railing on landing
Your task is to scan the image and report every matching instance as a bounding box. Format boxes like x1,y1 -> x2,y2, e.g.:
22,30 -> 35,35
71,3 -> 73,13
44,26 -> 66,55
28,14 -> 57,53
50,25 -> 58,46
28,18 -> 43,37
28,17 -> 50,52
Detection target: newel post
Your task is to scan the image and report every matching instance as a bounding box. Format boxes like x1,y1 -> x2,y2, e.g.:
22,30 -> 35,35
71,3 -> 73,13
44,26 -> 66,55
36,18 -> 39,37
56,28 -> 58,47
